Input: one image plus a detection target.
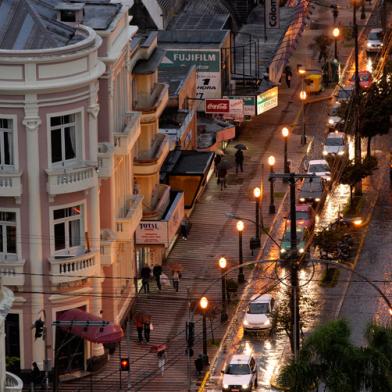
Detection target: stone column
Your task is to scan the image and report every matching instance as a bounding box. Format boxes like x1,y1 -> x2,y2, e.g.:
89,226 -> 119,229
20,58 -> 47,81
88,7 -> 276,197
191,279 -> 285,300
23,94 -> 45,365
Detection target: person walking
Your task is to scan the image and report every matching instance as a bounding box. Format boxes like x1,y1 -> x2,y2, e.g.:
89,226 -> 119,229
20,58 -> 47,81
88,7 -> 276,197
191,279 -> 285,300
284,64 -> 292,88
214,154 -> 222,177
143,320 -> 151,342
140,265 -> 151,294
194,354 -> 204,376
153,264 -> 162,291
172,270 -> 180,292
157,350 -> 167,375
235,149 -> 244,174
31,362 -> 41,391
180,217 -> 189,240
217,165 -> 227,190
136,318 -> 144,343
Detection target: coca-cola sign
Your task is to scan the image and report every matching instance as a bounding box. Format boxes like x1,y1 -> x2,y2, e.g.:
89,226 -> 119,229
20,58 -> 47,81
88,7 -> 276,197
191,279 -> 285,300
205,99 -> 230,113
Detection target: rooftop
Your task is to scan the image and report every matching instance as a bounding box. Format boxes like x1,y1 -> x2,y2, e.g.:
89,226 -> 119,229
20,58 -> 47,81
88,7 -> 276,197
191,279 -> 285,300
161,150 -> 214,175
158,66 -> 194,96
133,47 -> 166,74
158,29 -> 230,48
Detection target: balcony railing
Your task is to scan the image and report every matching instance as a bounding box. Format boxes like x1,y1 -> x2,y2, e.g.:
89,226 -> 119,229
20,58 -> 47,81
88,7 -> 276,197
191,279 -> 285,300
143,184 -> 170,220
0,171 -> 22,198
133,83 -> 168,118
5,372 -> 23,392
0,260 -> 25,286
116,194 -> 143,240
48,251 -> 99,284
98,143 -> 114,179
46,165 -> 98,196
113,112 -> 141,155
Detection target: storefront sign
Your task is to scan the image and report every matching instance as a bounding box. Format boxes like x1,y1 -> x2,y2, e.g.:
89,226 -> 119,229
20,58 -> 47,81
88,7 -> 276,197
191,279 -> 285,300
205,99 -> 244,118
265,0 -> 280,29
256,86 -> 278,115
225,96 -> 256,117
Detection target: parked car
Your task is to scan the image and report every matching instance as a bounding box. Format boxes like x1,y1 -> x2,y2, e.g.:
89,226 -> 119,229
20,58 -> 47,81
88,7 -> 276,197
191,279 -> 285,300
366,28 -> 384,53
299,177 -> 324,206
322,131 -> 347,157
349,70 -> 373,90
222,354 -> 258,391
327,102 -> 344,130
307,159 -> 331,182
280,227 -> 307,259
335,85 -> 354,103
243,294 -> 274,333
288,204 -> 315,231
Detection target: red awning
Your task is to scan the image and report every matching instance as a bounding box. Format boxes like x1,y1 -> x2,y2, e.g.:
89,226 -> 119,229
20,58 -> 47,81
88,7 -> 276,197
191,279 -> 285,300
57,309 -> 123,344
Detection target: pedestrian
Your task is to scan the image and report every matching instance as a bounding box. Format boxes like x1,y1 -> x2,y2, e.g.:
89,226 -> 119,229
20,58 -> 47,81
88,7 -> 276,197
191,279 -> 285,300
157,350 -> 167,375
136,318 -> 144,343
143,320 -> 151,342
153,263 -> 162,291
140,265 -> 151,294
235,149 -> 244,174
284,64 -> 293,88
214,154 -> 222,177
180,217 -> 189,240
194,354 -> 204,376
217,165 -> 227,190
31,362 -> 41,391
172,270 -> 180,292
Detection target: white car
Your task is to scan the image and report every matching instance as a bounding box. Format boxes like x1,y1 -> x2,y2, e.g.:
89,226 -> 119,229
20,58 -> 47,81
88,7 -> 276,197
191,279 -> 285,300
327,102 -> 344,130
222,354 -> 258,392
322,132 -> 347,157
307,159 -> 331,182
243,294 -> 274,332
366,28 -> 383,53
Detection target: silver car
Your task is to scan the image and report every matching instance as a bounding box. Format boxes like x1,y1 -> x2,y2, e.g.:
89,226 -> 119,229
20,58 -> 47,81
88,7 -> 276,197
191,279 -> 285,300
366,28 -> 383,53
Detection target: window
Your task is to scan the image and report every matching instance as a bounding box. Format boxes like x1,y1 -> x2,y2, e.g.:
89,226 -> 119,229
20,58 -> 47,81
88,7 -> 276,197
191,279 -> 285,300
53,205 -> 82,253
0,118 -> 14,168
50,114 -> 77,164
0,211 -> 16,257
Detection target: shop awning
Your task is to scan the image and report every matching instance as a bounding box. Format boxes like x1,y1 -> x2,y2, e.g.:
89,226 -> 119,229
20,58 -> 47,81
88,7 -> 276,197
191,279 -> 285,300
57,309 -> 123,344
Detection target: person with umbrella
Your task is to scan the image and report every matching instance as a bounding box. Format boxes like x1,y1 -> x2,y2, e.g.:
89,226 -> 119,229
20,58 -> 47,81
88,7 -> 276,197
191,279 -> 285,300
143,314 -> 152,342
217,160 -> 230,191
140,264 -> 151,294
135,315 -> 144,343
234,144 -> 247,174
153,263 -> 162,290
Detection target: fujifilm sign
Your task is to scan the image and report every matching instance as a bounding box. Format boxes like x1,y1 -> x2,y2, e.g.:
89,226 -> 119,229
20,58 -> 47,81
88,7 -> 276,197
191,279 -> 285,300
265,0 -> 280,29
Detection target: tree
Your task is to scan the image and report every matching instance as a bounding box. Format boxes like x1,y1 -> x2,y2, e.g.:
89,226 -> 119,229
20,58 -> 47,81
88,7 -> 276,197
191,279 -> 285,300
278,320 -> 392,392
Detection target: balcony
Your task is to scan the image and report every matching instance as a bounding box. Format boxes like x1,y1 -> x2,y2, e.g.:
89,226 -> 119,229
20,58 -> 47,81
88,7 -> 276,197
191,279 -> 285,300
133,83 -> 169,122
100,230 -> 116,267
98,143 -> 114,179
0,171 -> 22,198
115,194 -> 143,240
46,164 -> 98,196
143,184 -> 170,220
48,251 -> 99,285
134,134 -> 170,176
0,260 -> 25,286
5,372 -> 23,392
113,112 -> 141,156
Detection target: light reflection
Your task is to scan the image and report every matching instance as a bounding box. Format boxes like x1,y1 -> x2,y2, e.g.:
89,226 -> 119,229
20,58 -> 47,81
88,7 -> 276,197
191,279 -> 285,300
243,341 -> 253,356
366,58 -> 373,73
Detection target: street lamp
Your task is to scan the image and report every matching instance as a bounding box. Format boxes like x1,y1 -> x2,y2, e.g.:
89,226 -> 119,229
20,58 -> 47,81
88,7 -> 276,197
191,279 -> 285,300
299,90 -> 307,145
218,257 -> 228,322
281,127 -> 289,174
236,220 -> 245,284
199,296 -> 209,365
268,156 -> 276,214
332,27 -> 340,61
253,187 -> 261,239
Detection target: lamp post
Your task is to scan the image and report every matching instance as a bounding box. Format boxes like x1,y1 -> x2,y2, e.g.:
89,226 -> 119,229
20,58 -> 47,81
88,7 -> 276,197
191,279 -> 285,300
236,220 -> 245,284
199,296 -> 209,365
218,257 -> 228,322
299,90 -> 307,145
282,127 -> 289,174
253,187 -> 261,239
268,156 -> 276,214
332,27 -> 340,61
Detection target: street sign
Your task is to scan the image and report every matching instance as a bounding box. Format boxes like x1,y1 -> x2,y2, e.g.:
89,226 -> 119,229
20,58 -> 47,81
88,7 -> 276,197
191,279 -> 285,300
265,0 -> 280,29
256,86 -> 278,115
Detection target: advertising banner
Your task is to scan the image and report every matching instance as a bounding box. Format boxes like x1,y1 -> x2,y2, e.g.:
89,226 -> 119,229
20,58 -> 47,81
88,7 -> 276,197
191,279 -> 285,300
257,86 -> 278,115
225,96 -> 256,117
265,0 -> 280,29
205,99 -> 244,118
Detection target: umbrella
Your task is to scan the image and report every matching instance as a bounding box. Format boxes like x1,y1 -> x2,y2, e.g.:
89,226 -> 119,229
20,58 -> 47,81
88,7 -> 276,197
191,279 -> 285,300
234,143 -> 248,150
150,343 -> 167,353
217,160 -> 233,170
134,311 -> 151,323
215,148 -> 225,155
168,262 -> 183,272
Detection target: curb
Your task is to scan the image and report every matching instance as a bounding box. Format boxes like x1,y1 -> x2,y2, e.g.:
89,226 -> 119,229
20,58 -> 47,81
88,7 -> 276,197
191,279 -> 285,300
197,371 -> 210,392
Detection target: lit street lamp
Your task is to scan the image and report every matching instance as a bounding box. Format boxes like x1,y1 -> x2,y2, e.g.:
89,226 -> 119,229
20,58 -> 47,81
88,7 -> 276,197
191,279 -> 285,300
199,296 -> 209,365
253,187 -> 261,239
282,127 -> 289,174
299,90 -> 307,145
218,257 -> 228,322
236,220 -> 245,284
268,156 -> 276,214
332,27 -> 340,60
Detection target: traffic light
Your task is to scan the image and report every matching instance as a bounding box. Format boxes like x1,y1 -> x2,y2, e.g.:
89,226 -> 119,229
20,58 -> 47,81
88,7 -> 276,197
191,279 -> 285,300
34,318 -> 44,340
120,358 -> 130,371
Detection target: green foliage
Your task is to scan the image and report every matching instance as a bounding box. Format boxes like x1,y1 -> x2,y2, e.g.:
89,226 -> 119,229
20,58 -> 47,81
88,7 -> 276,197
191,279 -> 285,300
6,356 -> 20,368
314,225 -> 347,254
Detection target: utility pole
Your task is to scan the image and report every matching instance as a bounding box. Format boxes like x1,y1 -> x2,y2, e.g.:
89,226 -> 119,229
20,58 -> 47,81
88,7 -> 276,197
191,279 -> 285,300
269,172 -> 317,359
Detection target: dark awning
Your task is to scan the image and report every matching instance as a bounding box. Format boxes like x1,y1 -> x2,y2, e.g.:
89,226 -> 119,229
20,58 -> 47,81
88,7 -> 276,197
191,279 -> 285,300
57,309 -> 123,344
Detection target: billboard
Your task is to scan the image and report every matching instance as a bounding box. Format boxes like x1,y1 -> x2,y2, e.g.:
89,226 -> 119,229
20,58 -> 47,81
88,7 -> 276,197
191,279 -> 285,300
225,96 -> 256,117
160,49 -> 221,107
265,0 -> 280,29
257,86 -> 278,115
205,99 -> 244,118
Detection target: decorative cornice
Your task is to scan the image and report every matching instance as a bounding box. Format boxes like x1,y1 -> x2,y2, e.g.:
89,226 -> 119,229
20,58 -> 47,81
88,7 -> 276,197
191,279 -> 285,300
22,117 -> 41,131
